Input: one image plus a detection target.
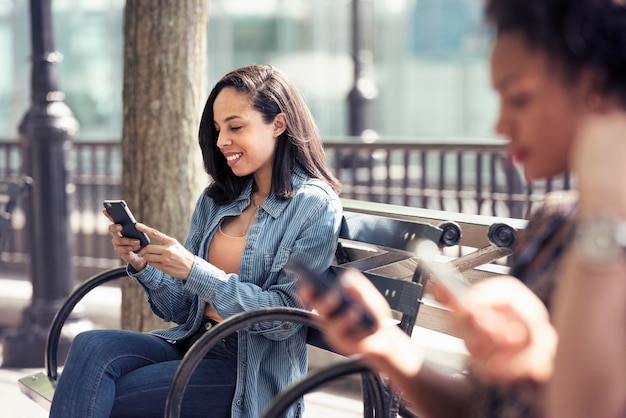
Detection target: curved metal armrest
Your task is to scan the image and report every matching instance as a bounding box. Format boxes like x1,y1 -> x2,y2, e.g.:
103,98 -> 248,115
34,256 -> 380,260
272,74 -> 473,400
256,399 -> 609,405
260,359 -> 374,418
165,307 -> 387,418
165,307 -> 317,418
46,266 -> 128,381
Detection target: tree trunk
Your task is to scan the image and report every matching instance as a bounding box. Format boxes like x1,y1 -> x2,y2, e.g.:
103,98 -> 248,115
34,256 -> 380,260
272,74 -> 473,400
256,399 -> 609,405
120,0 -> 207,331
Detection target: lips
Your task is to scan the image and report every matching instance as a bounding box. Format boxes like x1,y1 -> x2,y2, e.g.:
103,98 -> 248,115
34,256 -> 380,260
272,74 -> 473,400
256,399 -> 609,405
510,149 -> 528,164
507,144 -> 528,164
224,152 -> 243,166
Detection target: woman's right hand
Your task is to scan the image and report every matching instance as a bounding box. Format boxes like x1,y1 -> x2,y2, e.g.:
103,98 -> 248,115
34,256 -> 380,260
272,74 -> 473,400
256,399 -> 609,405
102,209 -> 147,271
297,269 -> 406,361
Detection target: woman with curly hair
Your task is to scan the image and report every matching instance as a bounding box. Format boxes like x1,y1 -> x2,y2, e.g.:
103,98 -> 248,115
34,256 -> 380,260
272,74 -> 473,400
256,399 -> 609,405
299,1 -> 626,417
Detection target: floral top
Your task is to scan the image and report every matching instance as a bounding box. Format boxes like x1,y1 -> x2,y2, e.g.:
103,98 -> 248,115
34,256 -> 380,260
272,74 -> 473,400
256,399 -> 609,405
463,192 -> 578,418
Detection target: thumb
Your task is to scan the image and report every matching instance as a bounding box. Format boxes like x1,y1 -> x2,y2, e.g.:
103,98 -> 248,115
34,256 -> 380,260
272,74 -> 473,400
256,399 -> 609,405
136,223 -> 172,244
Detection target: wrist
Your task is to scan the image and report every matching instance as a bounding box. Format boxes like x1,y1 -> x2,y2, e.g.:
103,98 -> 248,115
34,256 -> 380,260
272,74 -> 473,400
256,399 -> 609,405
364,326 -> 425,377
574,214 -> 626,267
129,260 -> 148,273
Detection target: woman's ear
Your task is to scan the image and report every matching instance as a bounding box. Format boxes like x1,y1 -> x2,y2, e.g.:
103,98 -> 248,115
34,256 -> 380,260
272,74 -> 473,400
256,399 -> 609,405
273,113 -> 287,137
579,68 -> 607,112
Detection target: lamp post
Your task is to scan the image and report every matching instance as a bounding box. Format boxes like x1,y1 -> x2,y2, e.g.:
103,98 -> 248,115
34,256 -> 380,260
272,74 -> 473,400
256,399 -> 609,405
347,0 -> 378,138
2,0 -> 79,367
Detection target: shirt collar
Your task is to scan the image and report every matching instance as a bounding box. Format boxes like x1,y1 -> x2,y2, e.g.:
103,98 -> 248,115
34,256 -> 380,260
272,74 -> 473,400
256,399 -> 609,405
240,165 -> 308,219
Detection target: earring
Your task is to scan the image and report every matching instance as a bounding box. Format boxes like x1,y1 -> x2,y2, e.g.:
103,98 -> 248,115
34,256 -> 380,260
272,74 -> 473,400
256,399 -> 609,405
587,93 -> 602,110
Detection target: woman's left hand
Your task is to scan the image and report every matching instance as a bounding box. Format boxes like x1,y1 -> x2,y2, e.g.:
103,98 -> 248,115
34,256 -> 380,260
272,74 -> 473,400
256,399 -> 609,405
439,276 -> 557,385
135,223 -> 196,280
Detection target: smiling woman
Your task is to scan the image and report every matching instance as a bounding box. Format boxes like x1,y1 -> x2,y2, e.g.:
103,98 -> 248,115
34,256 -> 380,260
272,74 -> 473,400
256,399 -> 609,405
212,86 -> 284,183
49,65 -> 343,418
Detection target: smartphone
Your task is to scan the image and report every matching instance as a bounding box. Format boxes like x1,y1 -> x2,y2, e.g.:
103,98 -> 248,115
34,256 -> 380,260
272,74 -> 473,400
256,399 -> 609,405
420,258 -> 471,308
289,261 -> 376,332
103,200 -> 150,253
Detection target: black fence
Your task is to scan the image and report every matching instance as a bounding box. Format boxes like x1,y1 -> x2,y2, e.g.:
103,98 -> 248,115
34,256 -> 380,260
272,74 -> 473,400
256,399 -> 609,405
0,138 -> 573,276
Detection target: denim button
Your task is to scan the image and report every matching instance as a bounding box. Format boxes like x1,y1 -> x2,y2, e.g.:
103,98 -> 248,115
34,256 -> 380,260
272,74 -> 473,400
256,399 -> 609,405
236,399 -> 243,406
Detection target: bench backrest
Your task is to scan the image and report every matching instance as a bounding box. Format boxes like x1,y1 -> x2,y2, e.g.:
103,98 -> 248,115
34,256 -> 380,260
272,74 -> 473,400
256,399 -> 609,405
340,198 -> 528,336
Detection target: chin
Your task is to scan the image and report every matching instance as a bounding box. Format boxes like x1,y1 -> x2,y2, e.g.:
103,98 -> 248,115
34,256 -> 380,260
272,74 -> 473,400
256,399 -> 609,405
229,167 -> 250,178
524,167 -> 566,182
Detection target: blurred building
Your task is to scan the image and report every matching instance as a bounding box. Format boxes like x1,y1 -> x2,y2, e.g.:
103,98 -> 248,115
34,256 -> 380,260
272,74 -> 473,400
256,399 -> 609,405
0,0 -> 496,141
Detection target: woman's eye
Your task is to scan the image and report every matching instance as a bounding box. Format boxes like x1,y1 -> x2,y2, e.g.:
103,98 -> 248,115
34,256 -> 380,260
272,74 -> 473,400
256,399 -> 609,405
230,126 -> 242,132
508,94 -> 530,109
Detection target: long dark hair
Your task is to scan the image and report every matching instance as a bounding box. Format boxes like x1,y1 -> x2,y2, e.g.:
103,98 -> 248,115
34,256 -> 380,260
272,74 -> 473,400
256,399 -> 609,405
198,64 -> 341,205
485,0 -> 626,107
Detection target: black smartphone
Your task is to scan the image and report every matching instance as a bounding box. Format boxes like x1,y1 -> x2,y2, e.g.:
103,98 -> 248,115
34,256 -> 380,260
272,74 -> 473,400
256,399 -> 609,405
289,261 -> 376,332
103,199 -> 151,253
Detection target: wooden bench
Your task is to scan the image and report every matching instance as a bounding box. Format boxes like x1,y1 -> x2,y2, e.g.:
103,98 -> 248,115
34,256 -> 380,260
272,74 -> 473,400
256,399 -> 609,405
18,198 -> 526,416
338,199 -> 528,336
255,199 -> 528,417
164,199 -> 526,417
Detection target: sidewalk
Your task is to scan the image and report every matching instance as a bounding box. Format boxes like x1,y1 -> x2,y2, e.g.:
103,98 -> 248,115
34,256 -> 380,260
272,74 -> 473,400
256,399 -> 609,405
0,358 -> 363,418
0,365 -> 48,418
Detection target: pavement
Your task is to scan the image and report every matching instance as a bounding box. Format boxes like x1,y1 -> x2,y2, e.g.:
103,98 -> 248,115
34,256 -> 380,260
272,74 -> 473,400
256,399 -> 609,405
0,361 -> 363,418
0,271 -> 468,418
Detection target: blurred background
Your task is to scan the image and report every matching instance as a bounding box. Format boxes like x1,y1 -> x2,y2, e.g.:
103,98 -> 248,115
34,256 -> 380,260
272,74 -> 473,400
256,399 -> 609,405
0,3 -> 565,407
0,0 -> 495,140
1,0 -> 572,278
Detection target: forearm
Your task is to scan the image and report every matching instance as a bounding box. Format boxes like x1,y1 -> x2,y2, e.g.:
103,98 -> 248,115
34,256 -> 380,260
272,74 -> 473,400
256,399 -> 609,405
363,326 -> 471,418
130,263 -> 192,323
550,251 -> 626,418
553,114 -> 626,417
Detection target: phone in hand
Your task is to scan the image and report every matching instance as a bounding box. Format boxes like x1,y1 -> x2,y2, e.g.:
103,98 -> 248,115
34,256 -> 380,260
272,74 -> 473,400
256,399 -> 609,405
103,200 -> 151,253
420,258 -> 471,309
289,261 -> 376,332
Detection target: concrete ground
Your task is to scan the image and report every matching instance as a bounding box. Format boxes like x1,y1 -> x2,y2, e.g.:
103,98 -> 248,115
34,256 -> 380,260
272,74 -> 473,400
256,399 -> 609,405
0,360 -> 364,418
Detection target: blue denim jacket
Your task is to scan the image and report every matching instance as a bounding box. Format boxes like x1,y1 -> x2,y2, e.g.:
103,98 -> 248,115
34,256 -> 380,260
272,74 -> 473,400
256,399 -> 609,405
129,167 -> 342,418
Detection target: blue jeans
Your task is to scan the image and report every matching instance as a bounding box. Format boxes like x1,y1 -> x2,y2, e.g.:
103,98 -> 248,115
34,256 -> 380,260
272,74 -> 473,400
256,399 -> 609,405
49,327 -> 238,418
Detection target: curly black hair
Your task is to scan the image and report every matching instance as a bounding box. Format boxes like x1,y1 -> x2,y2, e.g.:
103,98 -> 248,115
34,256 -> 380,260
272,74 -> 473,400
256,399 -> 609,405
485,0 -> 626,107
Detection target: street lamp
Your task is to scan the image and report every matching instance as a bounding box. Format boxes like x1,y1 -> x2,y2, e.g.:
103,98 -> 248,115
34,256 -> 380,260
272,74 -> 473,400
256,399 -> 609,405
2,0 -> 79,367
347,0 -> 378,138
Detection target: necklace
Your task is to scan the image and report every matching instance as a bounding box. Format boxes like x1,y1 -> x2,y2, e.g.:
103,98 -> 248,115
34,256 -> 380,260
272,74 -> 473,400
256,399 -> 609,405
241,199 -> 261,236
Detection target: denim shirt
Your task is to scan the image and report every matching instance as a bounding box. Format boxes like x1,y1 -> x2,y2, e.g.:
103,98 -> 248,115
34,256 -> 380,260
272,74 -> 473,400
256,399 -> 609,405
128,167 -> 342,418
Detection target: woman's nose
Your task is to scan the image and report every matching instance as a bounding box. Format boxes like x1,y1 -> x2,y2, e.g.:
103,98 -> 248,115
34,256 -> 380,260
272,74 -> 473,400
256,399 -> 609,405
216,130 -> 230,148
494,109 -> 512,138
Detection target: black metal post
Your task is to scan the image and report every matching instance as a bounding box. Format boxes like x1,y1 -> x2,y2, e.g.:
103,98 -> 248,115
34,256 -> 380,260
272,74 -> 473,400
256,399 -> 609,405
2,0 -> 79,367
347,0 -> 378,138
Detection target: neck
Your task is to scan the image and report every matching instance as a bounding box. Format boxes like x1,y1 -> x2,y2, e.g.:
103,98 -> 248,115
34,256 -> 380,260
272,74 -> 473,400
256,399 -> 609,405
251,180 -> 271,206
251,191 -> 269,208
252,171 -> 272,198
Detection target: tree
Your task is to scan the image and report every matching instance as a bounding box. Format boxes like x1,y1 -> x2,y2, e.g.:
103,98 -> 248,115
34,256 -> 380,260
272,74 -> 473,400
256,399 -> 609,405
121,0 -> 207,331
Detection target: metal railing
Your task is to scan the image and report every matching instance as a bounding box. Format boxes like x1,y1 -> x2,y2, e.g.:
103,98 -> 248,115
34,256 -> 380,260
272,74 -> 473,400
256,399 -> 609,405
0,138 -> 573,275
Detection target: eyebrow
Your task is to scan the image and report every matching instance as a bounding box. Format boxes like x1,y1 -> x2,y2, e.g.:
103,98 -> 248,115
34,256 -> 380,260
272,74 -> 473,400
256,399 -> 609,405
495,73 -> 521,91
214,115 -> 245,125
